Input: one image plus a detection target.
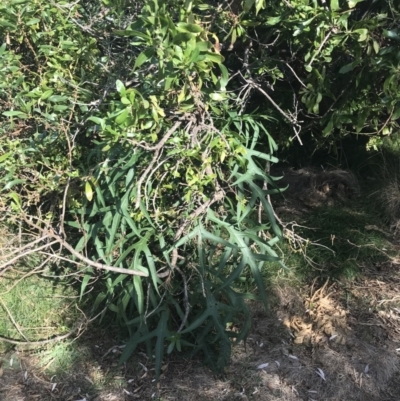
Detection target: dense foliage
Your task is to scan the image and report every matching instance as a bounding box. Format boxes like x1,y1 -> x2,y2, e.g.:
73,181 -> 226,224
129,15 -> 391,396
0,0 -> 398,374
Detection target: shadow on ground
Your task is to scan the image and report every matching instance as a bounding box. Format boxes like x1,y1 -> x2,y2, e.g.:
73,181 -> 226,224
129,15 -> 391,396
1,262 -> 400,401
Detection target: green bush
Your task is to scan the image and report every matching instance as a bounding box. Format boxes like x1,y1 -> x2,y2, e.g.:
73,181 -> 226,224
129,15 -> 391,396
1,0 -> 399,376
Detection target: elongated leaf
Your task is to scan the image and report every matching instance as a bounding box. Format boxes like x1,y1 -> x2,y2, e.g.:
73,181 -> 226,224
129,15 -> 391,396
155,310 -> 169,378
176,22 -> 203,34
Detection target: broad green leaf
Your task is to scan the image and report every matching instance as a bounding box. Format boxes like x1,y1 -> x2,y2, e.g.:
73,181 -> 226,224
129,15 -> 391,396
209,92 -> 227,101
87,116 -> 105,129
353,28 -> 368,42
134,48 -> 155,70
115,108 -> 130,125
116,79 -> 126,95
339,61 -> 360,74
203,52 -> 224,64
323,119 -> 334,136
383,29 -> 400,41
347,0 -> 365,7
330,0 -> 340,10
243,0 -> 255,12
266,16 -> 281,26
255,0 -> 265,15
40,89 -> 53,100
121,96 -> 130,105
26,18 -> 40,25
373,40 -> 380,54
0,43 -> 6,56
0,20 -> 17,29
7,192 -> 21,208
176,22 -> 203,34
48,95 -> 68,103
53,105 -> 69,111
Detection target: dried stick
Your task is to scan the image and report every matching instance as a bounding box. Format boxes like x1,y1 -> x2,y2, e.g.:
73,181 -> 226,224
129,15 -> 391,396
46,230 -> 149,277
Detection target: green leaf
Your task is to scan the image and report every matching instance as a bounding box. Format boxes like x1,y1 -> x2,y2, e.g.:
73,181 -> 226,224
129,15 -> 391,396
0,43 -> 6,56
116,79 -> 126,96
40,89 -> 53,100
383,29 -> 400,41
0,152 -> 12,163
115,108 -> 130,125
26,18 -> 40,25
0,20 -> 17,29
323,119 -> 334,136
134,48 -> 155,70
255,0 -> 265,15
87,116 -> 105,129
330,0 -> 340,10
266,16 -> 281,26
53,105 -> 69,111
372,40 -> 380,54
2,110 -> 28,118
203,52 -> 224,64
209,92 -> 227,101
80,270 -> 93,300
133,275 -> 144,315
116,29 -> 151,41
347,0 -> 365,8
353,28 -> 368,42
48,95 -> 68,103
155,310 -> 169,378
243,0 -> 255,12
8,192 -> 21,209
176,22 -> 203,34
339,60 -> 360,74
3,179 -> 25,190
85,181 -> 93,202
218,64 -> 229,89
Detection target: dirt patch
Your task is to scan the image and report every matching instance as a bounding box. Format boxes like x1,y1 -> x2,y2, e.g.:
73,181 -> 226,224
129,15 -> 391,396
272,166 -> 359,215
2,264 -> 399,401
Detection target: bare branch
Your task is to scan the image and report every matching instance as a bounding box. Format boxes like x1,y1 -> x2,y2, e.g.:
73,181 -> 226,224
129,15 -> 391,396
135,121 -> 182,209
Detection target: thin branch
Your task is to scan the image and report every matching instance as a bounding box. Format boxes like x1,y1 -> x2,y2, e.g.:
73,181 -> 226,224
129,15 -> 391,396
0,240 -> 59,276
0,297 -> 29,342
285,62 -> 307,88
17,218 -> 149,277
48,231 -> 149,277
306,29 -> 333,70
135,121 -> 182,209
